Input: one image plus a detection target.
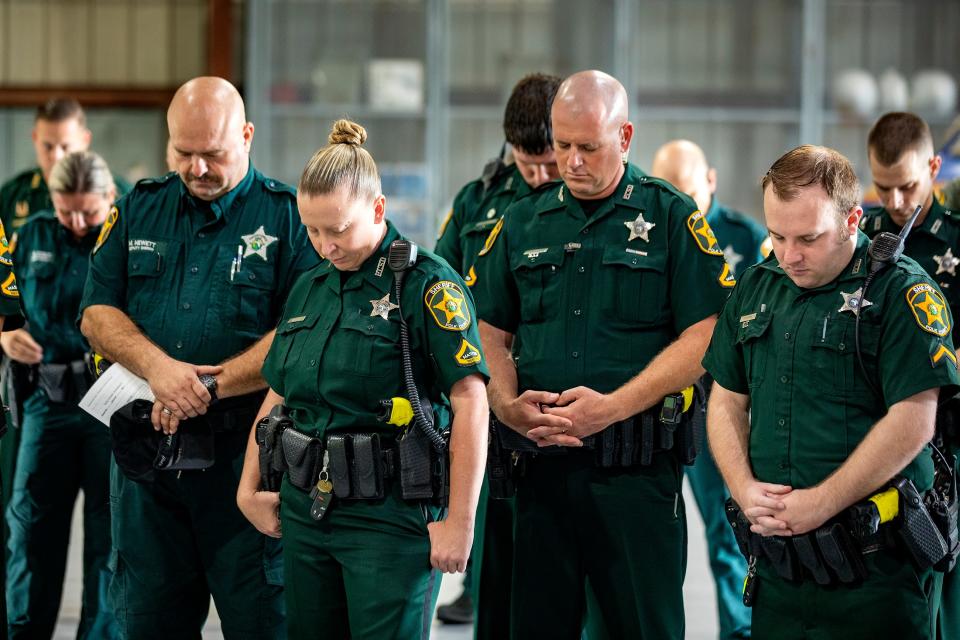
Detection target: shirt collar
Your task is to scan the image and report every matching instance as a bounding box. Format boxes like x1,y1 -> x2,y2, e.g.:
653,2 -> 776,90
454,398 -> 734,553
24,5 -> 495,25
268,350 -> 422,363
759,230 -> 871,293
317,221 -> 402,296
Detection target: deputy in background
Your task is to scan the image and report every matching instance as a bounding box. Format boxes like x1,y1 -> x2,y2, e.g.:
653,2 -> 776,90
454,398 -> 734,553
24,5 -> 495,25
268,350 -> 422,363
861,111 -> 960,640
434,72 -> 560,634
651,139 -> 762,640
79,77 -> 316,638
3,151 -> 118,639
236,119 -> 489,638
705,144 -> 956,638
474,70 -> 729,638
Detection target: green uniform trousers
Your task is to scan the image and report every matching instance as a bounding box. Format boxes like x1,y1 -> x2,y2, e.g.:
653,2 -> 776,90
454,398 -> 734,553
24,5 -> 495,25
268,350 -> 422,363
470,481 -> 514,639
108,427 -> 285,639
512,451 -> 687,639
279,477 -> 442,639
937,454 -> 960,640
686,446 -> 752,639
753,549 -> 940,639
6,392 -> 115,639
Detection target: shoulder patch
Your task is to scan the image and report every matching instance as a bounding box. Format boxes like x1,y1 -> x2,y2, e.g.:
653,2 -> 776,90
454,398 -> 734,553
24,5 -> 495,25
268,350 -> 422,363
437,208 -> 454,239
1,272 -> 18,298
455,337 -> 482,366
718,263 -> 736,288
0,220 -> 11,266
425,280 -> 471,331
686,210 -> 723,256
906,282 -> 951,337
477,217 -> 503,257
93,206 -> 119,254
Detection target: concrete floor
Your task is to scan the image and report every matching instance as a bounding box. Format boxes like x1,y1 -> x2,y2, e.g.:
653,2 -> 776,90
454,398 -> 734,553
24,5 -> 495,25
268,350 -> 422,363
51,479 -> 721,639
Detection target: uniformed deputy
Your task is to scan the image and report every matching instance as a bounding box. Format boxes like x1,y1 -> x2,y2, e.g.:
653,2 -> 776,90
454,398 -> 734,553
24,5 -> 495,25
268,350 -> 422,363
0,223 -> 25,640
651,139 -> 764,640
78,77 -> 317,639
704,144 -> 959,639
860,112 -> 960,640
3,151 -> 118,639
434,72 -> 560,634
236,119 -> 489,639
474,70 -> 730,638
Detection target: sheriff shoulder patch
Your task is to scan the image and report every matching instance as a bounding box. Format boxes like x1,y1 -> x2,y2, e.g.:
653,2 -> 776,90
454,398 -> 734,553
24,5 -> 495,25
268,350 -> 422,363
686,210 -> 723,256
455,337 -> 482,366
718,263 -> 736,288
477,217 -> 503,257
907,282 -> 951,337
1,272 -> 18,298
425,280 -> 471,331
0,221 -> 12,266
931,342 -> 958,369
94,206 -> 119,254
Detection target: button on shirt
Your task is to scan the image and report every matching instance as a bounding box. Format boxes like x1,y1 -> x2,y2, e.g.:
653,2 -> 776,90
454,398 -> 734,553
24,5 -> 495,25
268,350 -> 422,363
703,232 -> 960,493
79,166 -> 318,364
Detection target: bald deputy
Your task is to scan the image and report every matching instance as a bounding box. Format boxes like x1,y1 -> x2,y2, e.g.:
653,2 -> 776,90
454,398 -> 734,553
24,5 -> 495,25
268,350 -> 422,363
79,77 -> 318,639
473,71 -> 730,638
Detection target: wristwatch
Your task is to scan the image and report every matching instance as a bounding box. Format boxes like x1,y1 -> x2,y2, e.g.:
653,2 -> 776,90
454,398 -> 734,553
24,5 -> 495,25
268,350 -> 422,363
199,374 -> 219,404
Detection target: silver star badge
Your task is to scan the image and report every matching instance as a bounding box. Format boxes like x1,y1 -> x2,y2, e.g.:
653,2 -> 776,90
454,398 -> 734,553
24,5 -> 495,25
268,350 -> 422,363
723,245 -> 743,277
241,225 -> 278,260
839,288 -> 873,316
934,248 -> 960,276
370,293 -> 399,320
624,212 -> 655,242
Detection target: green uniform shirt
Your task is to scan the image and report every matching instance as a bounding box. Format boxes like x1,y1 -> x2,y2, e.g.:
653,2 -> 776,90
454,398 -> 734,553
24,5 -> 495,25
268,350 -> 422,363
435,163 -> 533,283
703,232 -> 960,493
474,162 -> 731,395
706,199 -> 767,279
0,166 -> 131,234
79,166 -> 317,365
861,199 -> 960,343
12,212 -> 96,363
262,221 -> 488,438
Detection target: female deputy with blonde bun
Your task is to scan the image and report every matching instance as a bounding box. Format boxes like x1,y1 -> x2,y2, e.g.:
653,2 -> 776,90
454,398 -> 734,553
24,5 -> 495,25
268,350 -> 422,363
237,119 -> 489,638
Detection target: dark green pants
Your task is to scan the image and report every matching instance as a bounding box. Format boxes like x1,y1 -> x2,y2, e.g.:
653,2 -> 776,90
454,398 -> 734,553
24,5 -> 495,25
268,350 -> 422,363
470,480 -> 514,640
512,451 -> 687,639
753,549 -> 940,639
937,455 -> 960,640
6,393 -> 115,639
279,477 -> 442,639
109,427 -> 284,639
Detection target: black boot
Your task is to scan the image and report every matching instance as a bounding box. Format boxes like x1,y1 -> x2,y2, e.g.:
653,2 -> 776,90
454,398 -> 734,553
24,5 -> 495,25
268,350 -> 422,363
436,589 -> 474,624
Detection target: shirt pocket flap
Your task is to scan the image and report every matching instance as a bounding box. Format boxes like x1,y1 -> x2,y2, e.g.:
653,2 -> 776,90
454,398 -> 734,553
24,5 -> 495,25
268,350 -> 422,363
230,259 -> 276,290
736,311 -> 773,343
277,313 -> 320,336
600,245 -> 667,273
127,250 -> 165,278
510,246 -> 565,271
339,309 -> 400,341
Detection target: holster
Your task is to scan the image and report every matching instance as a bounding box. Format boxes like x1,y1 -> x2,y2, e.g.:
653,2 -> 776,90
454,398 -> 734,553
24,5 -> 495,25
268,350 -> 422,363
398,426 -> 449,505
153,420 -> 215,471
36,359 -> 91,405
255,404 -> 291,492
1,357 -> 37,429
894,476 -> 950,570
929,453 -> 960,572
487,414 -> 519,500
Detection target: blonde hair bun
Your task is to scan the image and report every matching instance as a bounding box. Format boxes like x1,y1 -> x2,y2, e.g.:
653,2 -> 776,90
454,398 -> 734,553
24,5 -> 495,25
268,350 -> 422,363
328,119 -> 367,146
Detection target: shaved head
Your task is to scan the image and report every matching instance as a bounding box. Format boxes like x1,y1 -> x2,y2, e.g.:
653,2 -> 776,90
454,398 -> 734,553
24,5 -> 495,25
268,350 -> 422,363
167,76 -> 253,201
551,70 -> 633,200
651,139 -> 716,213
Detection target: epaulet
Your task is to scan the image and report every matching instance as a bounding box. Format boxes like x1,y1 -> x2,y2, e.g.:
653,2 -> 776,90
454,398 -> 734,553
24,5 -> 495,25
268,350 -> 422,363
639,176 -> 687,199
1,168 -> 42,193
530,180 -> 566,213
262,176 -> 296,195
135,172 -> 178,190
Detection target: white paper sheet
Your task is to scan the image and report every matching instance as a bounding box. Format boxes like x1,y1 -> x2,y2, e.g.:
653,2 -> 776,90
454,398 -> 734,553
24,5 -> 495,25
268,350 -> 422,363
79,364 -> 155,426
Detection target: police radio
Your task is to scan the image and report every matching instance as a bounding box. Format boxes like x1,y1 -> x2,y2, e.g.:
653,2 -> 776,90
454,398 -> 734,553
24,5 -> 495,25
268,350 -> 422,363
386,239 -> 447,453
856,204 -> 924,396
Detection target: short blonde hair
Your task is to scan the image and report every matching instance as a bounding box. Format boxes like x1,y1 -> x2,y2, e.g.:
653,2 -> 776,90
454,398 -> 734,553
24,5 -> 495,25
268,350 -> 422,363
298,119 -> 381,201
48,150 -> 114,195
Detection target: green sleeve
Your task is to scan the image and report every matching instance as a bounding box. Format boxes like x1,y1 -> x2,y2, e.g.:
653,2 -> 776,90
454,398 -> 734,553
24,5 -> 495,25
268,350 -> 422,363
79,198 -> 128,315
701,278 -> 749,393
879,279 -> 960,407
472,213 -> 520,333
664,192 -> 730,333
411,265 -> 489,396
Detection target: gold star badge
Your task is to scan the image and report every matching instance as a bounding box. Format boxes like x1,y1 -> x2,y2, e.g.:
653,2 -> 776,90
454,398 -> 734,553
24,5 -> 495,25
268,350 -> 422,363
838,288 -> 873,316
624,212 -> 655,242
369,293 -> 399,320
933,248 -> 960,276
